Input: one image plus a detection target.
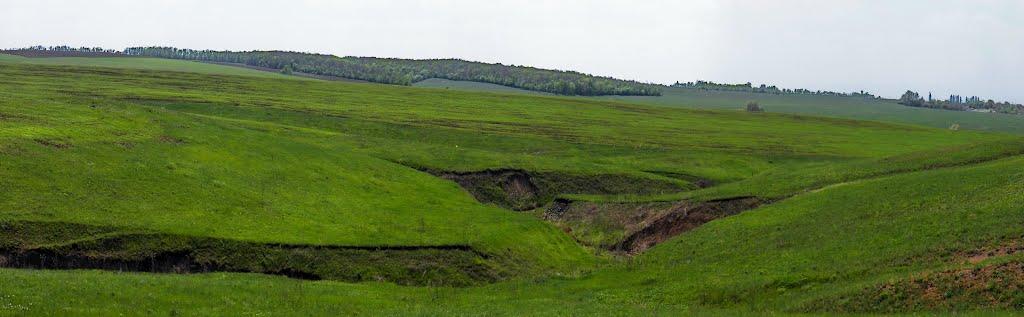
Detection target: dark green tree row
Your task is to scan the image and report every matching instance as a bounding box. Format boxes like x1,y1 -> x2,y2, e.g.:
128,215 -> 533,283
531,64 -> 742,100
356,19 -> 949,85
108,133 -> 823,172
123,47 -> 662,96
900,90 -> 1023,115
671,80 -> 876,98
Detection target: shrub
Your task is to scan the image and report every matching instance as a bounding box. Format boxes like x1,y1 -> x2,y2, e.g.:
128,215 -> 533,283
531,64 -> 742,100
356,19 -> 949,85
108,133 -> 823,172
746,101 -> 764,112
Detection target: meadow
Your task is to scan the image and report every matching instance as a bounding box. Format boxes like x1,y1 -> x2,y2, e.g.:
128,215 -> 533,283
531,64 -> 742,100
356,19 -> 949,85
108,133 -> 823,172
1,56 -> 1023,315
0,53 -> 297,79
416,78 -> 1024,135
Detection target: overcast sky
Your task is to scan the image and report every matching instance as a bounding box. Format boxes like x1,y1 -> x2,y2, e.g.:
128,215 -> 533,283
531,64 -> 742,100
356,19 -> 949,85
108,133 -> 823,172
3,0 -> 1022,102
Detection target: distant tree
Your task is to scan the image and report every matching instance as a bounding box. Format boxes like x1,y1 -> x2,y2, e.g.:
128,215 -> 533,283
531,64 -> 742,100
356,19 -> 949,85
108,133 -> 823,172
746,101 -> 764,112
280,64 -> 294,75
899,90 -> 924,107
122,47 -> 663,96
669,80 -> 873,98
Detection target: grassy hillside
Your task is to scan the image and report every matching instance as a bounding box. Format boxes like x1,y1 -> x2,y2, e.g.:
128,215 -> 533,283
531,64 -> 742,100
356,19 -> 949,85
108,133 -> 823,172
413,78 -> 1024,135
15,54 -> 1023,136
0,53 -> 298,79
414,78 -> 552,95
122,47 -> 663,96
1,58 -> 1023,315
599,87 -> 1024,135
3,154 -> 1022,315
0,62 -> 594,280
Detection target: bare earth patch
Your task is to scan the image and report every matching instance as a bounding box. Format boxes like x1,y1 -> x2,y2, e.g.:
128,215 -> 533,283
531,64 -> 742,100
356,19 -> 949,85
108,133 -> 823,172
807,261 -> 1024,313
543,197 -> 764,253
33,139 -> 72,149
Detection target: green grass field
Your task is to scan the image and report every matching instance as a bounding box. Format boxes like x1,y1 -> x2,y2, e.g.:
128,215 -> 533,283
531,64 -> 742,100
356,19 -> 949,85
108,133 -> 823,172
2,58 -> 1023,315
415,78 -> 1024,135
0,53 -> 299,79
600,87 -> 1024,135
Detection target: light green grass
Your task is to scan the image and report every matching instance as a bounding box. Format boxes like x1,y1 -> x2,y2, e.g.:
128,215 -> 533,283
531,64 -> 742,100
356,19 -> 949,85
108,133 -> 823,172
0,63 -> 593,274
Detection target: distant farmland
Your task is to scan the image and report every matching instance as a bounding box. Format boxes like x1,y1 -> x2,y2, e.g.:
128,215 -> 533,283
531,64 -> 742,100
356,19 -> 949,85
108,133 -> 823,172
416,78 -> 1024,135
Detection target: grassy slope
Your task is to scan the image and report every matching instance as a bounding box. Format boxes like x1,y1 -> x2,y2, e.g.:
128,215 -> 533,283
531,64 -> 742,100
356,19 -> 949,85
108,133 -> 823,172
414,78 -> 553,95
0,63 -> 591,274
19,56 -> 1021,135
2,154 -> 1022,316
415,78 -> 1024,135
0,53 -> 299,79
2,59 -> 1023,315
599,87 -> 1024,135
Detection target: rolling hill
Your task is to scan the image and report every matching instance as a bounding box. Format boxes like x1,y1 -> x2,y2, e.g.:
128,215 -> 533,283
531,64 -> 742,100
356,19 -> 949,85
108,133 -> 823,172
1,56 -> 1023,315
414,78 -> 1024,135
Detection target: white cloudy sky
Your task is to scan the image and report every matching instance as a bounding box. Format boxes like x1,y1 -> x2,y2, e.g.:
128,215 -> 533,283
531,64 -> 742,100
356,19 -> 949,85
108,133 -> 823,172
2,0 -> 1022,102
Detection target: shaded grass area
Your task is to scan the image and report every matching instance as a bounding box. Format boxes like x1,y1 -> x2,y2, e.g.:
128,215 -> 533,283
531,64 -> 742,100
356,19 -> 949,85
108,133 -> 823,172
0,222 -> 500,286
436,169 -> 689,211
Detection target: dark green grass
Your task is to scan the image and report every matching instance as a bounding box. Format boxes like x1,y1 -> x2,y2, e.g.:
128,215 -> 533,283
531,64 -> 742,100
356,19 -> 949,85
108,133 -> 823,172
0,221 -> 503,286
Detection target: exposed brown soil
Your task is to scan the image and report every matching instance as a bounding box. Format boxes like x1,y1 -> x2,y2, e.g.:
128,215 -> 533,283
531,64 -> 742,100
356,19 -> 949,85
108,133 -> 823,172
114,141 -> 134,149
442,169 -> 542,211
959,240 -> 1024,264
33,138 -> 72,149
157,135 -> 186,145
612,197 -> 763,254
810,261 -> 1024,313
2,50 -> 129,58
433,167 -> 738,253
542,200 -> 673,247
543,198 -> 574,220
541,197 -> 765,252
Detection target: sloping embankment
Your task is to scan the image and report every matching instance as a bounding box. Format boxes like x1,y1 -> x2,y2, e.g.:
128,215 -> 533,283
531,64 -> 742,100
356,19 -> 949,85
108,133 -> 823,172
0,222 -> 501,286
437,169 -> 690,211
542,197 -> 764,253
611,197 -> 763,253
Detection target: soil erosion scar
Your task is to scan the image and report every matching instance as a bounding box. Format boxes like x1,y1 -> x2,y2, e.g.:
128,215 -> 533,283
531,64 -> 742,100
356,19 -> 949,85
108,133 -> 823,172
0,222 -> 502,286
613,197 -> 763,254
